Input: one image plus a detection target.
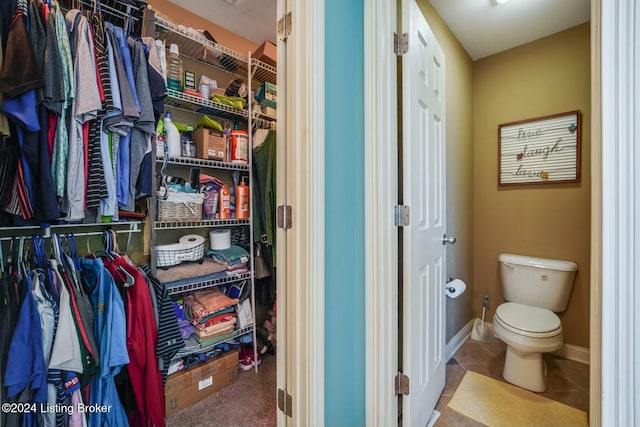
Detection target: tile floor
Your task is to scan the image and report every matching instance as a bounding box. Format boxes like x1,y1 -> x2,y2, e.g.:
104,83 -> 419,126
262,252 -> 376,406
434,335 -> 590,427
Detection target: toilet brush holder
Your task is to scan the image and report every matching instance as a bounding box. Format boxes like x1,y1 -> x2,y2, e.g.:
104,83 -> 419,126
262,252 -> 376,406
471,294 -> 493,341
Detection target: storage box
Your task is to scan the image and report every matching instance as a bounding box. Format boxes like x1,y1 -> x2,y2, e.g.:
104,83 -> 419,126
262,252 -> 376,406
164,350 -> 239,416
253,41 -> 277,67
255,82 -> 277,103
260,98 -> 277,109
194,127 -> 227,161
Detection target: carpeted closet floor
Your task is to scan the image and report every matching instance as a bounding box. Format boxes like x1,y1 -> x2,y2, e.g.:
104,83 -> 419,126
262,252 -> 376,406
166,354 -> 277,427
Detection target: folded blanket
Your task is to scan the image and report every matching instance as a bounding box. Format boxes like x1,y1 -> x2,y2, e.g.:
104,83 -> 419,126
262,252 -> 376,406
193,288 -> 239,314
194,331 -> 235,348
183,294 -> 208,323
206,245 -> 250,267
195,318 -> 236,337
195,311 -> 237,331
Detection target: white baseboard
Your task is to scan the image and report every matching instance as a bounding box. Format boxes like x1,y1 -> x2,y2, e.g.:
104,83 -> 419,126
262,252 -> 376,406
445,319 -> 474,362
552,343 -> 590,365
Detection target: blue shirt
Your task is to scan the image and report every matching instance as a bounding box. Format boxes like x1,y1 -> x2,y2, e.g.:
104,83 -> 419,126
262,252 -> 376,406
4,273 -> 47,404
80,257 -> 129,427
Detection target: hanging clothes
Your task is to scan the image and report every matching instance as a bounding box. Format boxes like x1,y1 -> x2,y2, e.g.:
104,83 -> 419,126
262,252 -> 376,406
124,36 -> 155,211
50,0 -> 74,200
102,255 -> 165,427
80,256 -> 130,427
64,9 -> 101,221
4,272 -> 48,427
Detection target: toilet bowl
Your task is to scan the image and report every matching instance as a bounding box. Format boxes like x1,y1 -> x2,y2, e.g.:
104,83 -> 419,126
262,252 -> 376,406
493,302 -> 563,392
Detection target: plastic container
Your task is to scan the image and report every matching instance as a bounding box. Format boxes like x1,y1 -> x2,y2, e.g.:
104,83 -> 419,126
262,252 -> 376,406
235,177 -> 250,219
219,184 -> 231,219
164,112 -> 181,158
230,129 -> 248,164
166,43 -> 183,91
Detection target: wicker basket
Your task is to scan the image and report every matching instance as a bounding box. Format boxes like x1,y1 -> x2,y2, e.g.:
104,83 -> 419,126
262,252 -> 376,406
157,190 -> 205,221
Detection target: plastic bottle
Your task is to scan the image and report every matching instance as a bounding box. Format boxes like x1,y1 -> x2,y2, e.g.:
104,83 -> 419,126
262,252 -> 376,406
164,112 -> 181,158
219,184 -> 231,219
166,43 -> 183,91
235,177 -> 250,219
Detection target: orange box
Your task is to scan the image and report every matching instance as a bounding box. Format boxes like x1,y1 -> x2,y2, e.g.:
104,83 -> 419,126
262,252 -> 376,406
253,41 -> 277,67
194,127 -> 227,161
164,350 -> 239,416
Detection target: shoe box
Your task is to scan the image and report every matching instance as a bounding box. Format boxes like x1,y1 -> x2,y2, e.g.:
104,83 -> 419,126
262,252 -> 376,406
164,349 -> 239,416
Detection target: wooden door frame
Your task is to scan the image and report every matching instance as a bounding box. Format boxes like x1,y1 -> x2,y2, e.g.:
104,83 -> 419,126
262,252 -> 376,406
364,1 -> 399,426
280,0 -> 325,425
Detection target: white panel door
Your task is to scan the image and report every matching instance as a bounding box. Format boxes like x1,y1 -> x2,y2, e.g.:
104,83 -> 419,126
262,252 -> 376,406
401,0 -> 447,425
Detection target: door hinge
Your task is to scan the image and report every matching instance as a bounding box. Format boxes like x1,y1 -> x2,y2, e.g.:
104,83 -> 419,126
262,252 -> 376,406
394,32 -> 408,55
278,12 -> 292,42
394,205 -> 410,227
277,388 -> 293,417
277,205 -> 292,229
395,372 -> 410,395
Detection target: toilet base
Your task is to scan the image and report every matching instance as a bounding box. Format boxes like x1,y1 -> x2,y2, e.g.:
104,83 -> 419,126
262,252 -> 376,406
503,346 -> 547,392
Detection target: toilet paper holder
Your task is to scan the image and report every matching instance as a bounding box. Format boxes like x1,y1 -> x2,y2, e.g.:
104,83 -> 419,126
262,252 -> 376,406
445,277 -> 466,298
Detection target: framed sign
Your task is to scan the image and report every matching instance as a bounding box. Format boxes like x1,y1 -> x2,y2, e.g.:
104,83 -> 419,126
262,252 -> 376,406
498,110 -> 581,186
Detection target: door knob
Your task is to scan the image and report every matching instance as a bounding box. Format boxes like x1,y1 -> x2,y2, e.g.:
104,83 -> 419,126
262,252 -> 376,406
442,234 -> 456,245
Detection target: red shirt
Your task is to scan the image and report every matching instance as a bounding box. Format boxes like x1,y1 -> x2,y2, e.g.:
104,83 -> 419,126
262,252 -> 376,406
103,255 -> 165,427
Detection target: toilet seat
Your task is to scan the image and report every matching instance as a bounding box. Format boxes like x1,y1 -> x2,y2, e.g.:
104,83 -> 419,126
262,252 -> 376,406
495,302 -> 561,338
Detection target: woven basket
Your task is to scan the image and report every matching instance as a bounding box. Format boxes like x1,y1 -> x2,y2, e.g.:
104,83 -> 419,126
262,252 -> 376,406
158,191 -> 205,221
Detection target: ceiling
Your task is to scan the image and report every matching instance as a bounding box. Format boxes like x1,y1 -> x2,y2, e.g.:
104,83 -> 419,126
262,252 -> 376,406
167,0 -> 590,61
429,0 -> 591,60
168,0 -> 278,45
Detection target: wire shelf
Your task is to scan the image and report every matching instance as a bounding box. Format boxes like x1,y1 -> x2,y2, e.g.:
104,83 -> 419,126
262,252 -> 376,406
166,271 -> 253,295
155,16 -> 249,71
165,89 -> 249,122
154,219 -> 249,230
156,155 -> 249,171
251,59 -> 277,85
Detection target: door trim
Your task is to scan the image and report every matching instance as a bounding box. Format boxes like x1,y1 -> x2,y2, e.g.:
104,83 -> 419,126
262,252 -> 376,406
589,2 -> 601,426
598,0 -> 639,426
364,1 -> 399,426
281,0 -> 325,425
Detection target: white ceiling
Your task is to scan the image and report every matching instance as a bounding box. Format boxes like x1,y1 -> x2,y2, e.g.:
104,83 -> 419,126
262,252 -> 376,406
168,0 -> 278,45
167,0 -> 590,61
429,0 -> 591,61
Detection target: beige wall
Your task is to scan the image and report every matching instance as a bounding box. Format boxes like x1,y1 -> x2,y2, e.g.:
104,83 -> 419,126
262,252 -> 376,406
417,1 -> 476,342
147,0 -> 259,54
472,24 -> 591,348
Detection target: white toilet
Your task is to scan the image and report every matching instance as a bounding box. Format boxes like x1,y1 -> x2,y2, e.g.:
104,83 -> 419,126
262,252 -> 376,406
492,253 -> 578,392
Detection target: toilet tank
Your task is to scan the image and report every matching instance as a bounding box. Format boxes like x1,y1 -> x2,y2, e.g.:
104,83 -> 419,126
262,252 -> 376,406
498,253 -> 578,312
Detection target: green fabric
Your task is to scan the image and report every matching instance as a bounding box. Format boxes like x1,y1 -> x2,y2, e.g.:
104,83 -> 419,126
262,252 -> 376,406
196,115 -> 223,132
194,331 -> 235,348
252,130 -> 277,263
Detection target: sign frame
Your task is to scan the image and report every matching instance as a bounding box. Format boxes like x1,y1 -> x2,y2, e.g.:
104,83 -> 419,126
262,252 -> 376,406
498,110 -> 582,187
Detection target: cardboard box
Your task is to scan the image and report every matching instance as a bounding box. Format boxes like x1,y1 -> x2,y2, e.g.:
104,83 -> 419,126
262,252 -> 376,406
164,350 -> 239,416
253,41 -> 277,67
194,127 -> 227,161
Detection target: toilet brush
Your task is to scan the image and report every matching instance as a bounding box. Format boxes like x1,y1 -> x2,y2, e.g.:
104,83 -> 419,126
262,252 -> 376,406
471,293 -> 492,341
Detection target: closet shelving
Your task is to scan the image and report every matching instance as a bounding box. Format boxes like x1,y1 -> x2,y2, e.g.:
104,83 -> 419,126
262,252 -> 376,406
151,11 -> 276,367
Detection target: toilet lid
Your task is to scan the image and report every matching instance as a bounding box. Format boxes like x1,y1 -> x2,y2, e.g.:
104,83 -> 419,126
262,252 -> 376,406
495,302 -> 561,337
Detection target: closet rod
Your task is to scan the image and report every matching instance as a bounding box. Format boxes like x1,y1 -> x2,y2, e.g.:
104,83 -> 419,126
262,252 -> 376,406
67,0 -> 141,22
0,228 -> 141,242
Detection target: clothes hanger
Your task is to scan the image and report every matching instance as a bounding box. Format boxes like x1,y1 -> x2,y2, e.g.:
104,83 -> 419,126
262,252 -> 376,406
17,236 -> 26,279
0,240 -> 5,279
97,230 -> 115,260
66,233 -> 82,272
31,235 -> 47,269
85,235 -> 95,258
